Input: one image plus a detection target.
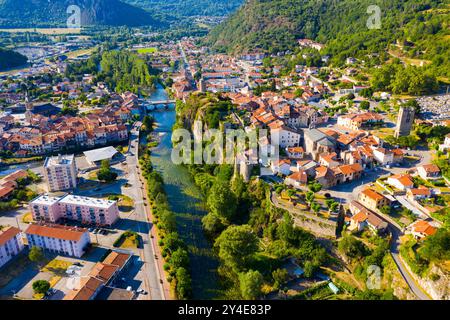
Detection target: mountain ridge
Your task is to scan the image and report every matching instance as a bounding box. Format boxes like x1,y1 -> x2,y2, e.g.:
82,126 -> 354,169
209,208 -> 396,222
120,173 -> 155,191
0,0 -> 161,28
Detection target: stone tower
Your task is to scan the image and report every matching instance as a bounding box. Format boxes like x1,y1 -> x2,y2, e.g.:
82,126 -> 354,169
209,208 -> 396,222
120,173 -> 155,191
395,106 -> 415,138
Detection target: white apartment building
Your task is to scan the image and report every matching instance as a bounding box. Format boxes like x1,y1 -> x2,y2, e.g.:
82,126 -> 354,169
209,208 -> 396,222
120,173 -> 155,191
270,126 -> 301,148
25,224 -> 91,258
30,194 -> 120,226
0,227 -> 25,268
44,154 -> 78,192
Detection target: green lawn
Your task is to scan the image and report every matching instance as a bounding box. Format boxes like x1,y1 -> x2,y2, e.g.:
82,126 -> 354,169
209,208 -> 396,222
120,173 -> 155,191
136,47 -> 157,54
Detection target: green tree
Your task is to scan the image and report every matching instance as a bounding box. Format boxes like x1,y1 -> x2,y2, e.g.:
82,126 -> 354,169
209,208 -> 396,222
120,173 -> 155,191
272,268 -> 289,289
214,225 -> 259,271
32,280 -> 50,295
207,181 -> 237,221
97,160 -> 118,182
170,248 -> 190,270
28,246 -> 45,265
239,270 -> 264,300
175,267 -> 192,299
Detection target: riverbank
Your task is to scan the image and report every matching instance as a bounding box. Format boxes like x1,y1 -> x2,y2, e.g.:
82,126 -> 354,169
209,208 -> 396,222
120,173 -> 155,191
143,85 -> 220,299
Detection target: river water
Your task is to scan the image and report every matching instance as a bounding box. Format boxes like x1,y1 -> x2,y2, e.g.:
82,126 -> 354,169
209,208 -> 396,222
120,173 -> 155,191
146,85 -> 219,299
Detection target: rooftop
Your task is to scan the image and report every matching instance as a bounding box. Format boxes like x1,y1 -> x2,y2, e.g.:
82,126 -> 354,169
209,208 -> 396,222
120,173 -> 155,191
83,146 -> 118,163
59,194 -> 117,209
25,223 -> 88,241
44,154 -> 75,167
0,226 -> 20,247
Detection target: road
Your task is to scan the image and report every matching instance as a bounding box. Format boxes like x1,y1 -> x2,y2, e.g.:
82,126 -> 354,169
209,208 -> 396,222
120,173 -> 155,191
124,125 -> 165,300
389,226 -> 431,300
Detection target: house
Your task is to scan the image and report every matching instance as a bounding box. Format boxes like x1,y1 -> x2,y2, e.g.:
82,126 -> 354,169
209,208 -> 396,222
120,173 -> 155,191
373,148 -> 394,166
270,124 -> 301,148
387,174 -> 414,191
0,227 -> 24,268
348,201 -> 388,234
285,170 -> 308,189
271,159 -> 292,176
25,223 -> 91,258
417,164 -> 441,180
296,160 -> 318,178
410,220 -> 437,240
358,188 -> 390,212
337,112 -> 383,131
286,146 -> 304,159
319,152 -> 340,168
407,186 -> 431,201
315,166 -> 337,188
334,163 -> 363,184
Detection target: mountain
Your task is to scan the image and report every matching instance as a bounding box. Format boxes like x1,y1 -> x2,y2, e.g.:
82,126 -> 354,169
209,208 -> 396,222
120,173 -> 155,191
207,0 -> 449,77
0,0 -> 161,28
0,49 -> 28,71
123,0 -> 244,17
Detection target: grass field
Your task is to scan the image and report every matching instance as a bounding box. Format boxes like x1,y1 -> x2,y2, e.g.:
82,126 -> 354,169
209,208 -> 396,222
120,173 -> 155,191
0,28 -> 82,35
136,47 -> 157,54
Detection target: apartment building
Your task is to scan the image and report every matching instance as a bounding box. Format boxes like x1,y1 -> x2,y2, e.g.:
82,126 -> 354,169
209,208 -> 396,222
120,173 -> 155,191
30,194 -> 120,226
44,154 -> 78,192
0,227 -> 24,268
25,224 -> 90,258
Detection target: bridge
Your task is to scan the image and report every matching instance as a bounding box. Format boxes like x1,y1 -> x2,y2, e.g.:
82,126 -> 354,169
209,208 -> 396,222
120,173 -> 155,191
146,99 -> 176,106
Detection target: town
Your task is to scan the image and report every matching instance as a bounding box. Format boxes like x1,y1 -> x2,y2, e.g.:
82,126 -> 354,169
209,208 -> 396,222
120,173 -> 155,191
1,22 -> 449,302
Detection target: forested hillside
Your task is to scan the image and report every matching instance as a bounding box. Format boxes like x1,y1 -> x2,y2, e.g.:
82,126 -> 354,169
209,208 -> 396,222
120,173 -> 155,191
0,0 -> 161,28
0,49 -> 28,71
207,0 -> 449,78
124,0 -> 243,17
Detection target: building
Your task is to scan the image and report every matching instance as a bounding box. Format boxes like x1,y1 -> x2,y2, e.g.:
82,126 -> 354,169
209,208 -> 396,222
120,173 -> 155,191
410,220 -> 437,240
284,170 -> 308,189
373,148 -> 394,166
358,188 -> 390,212
0,227 -> 24,268
417,164 -> 441,180
30,194 -> 120,226
25,224 -> 91,258
303,129 -> 336,161
395,106 -> 415,138
271,159 -> 292,176
337,112 -> 384,131
348,201 -> 388,234
438,133 -> 450,152
0,169 -> 28,200
44,154 -> 78,192
386,174 -> 414,191
83,146 -> 119,166
64,250 -> 132,300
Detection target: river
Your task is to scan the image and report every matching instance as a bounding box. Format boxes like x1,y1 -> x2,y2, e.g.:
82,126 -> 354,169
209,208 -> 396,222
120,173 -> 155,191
146,85 -> 220,299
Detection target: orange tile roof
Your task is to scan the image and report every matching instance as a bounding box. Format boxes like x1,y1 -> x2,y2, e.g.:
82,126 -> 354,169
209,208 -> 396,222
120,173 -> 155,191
412,220 -> 437,236
25,224 -> 88,242
102,251 -> 131,269
0,227 -> 20,247
361,188 -> 385,201
351,212 -> 368,223
89,263 -> 119,283
63,276 -> 104,300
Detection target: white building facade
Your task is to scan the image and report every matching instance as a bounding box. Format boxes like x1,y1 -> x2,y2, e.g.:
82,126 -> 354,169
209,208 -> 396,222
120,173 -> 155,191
0,227 -> 25,268
44,154 -> 78,192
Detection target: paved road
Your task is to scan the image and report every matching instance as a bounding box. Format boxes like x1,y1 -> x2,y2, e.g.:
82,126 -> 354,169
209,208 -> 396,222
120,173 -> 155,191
125,126 -> 165,300
389,226 -> 431,300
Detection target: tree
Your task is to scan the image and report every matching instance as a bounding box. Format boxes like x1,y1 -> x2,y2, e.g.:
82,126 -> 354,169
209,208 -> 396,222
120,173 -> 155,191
97,160 -> 118,182
272,268 -> 289,289
202,212 -> 226,235
418,228 -> 450,262
311,202 -> 321,215
239,270 -> 264,300
380,205 -> 391,215
207,181 -> 237,221
175,267 -> 192,299
359,100 -> 370,110
214,225 -> 259,271
32,280 -> 50,295
142,115 -> 154,132
170,248 -> 190,270
29,246 -> 45,265
338,236 -> 369,260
